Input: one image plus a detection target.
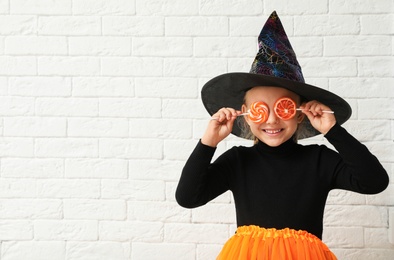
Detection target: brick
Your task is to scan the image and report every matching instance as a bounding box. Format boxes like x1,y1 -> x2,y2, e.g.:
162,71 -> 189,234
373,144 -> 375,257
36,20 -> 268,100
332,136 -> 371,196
129,118 -> 192,139
65,158 -> 128,179
133,37 -> 192,57
10,0 -> 71,15
128,201 -> 190,222
197,244 -> 223,260
166,182 -> 178,202
64,199 -> 126,220
0,77 -> 7,95
135,77 -> 198,98
0,16 -> 36,35
35,138 -> 98,158
129,159 -> 185,181
0,97 -> 35,116
165,17 -> 228,36
291,37 -> 323,57
0,137 -> 34,157
0,179 -> 37,198
227,57 -> 254,73
4,117 -> 66,137
34,220 -> 97,240
132,242 -> 195,260
72,77 -> 134,97
137,0 -> 198,15
194,37 -> 255,57
101,180 -> 165,201
102,16 -> 163,36
358,57 -> 394,77
9,77 -> 72,97
5,36 -> 67,55
325,36 -> 391,56
101,57 -> 163,76
38,57 -> 100,76
161,98 -> 208,119
295,15 -> 359,36
329,78 -> 394,98
36,97 -> 98,116
69,36 -> 131,56
73,0 -> 135,15
230,17 -> 294,37
165,58 -> 227,77
200,0 -> 262,15
165,223 -> 229,243
0,56 -> 36,75
0,199 -> 62,219
323,227 -> 364,248
68,118 -> 128,137
99,97 -> 161,118
358,99 -> 394,120
2,241 -> 65,260
0,1 -> 8,13
99,221 -> 163,242
265,0 -> 328,14
38,16 -> 101,35
324,205 -> 387,227
361,15 -> 394,35
389,208 -> 394,244
0,220 -> 32,240
330,0 -> 393,14
365,227 -> 393,248
36,179 -> 100,198
300,57 -> 357,77
333,248 -> 394,260
1,158 -> 64,178
0,36 -> 3,55
193,119 -> 211,139
67,242 -> 130,260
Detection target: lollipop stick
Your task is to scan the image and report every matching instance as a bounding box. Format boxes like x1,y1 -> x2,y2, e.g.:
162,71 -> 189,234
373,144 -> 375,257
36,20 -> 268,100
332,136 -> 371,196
296,108 -> 334,114
211,112 -> 248,120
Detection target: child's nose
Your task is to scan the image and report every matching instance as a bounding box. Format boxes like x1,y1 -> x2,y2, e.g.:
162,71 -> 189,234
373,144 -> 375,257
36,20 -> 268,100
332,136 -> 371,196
266,109 -> 279,124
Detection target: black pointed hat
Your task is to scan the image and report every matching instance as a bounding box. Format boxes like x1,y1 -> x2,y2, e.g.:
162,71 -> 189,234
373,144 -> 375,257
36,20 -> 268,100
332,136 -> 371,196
201,11 -> 351,139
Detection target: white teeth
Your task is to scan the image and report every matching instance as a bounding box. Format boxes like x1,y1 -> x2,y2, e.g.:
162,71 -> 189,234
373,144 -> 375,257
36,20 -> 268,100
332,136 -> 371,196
264,129 -> 282,134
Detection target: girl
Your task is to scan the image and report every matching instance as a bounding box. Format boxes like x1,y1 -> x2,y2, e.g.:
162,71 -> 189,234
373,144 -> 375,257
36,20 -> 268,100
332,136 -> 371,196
175,12 -> 389,259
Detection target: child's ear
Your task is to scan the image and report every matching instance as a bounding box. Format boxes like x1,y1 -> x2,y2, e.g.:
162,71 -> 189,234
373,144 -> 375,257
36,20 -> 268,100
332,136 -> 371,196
241,104 -> 250,124
297,112 -> 305,124
241,104 -> 248,113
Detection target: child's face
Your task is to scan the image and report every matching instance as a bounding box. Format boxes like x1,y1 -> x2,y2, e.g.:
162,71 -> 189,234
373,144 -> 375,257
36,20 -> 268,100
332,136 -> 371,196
242,86 -> 304,147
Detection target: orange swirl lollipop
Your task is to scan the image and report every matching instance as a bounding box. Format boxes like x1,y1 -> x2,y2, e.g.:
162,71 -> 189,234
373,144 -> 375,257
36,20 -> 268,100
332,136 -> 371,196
248,101 -> 269,123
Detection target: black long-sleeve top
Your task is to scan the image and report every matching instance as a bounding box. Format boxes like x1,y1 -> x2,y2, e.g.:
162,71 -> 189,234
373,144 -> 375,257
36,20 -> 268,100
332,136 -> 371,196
175,124 -> 389,239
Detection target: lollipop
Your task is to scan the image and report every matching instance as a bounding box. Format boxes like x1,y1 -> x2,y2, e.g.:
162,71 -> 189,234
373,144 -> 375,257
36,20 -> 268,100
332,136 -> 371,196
248,101 -> 269,123
274,97 -> 297,120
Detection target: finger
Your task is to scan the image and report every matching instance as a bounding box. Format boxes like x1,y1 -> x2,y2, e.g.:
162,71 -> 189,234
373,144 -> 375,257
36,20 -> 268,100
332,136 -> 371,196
218,108 -> 238,120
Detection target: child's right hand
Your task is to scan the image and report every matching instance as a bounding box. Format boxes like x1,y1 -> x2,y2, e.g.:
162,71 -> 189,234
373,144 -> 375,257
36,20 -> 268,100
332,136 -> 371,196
201,108 -> 241,147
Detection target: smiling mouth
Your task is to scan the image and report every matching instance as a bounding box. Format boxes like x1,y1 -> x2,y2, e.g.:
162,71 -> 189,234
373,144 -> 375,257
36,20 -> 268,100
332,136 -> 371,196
263,129 -> 283,134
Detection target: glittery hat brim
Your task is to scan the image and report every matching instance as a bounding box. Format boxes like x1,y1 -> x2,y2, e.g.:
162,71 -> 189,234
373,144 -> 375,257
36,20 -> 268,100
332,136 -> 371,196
201,72 -> 352,139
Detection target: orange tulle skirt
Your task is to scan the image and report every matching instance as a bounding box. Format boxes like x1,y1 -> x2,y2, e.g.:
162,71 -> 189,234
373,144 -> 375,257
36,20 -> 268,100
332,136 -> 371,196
217,226 -> 337,260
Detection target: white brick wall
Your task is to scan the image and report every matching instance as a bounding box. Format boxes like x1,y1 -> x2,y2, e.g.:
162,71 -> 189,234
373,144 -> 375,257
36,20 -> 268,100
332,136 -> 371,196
0,0 -> 392,259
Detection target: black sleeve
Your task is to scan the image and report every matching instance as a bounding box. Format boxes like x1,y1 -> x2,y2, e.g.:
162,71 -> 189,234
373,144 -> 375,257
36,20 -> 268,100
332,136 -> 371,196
175,140 -> 231,209
325,123 -> 389,194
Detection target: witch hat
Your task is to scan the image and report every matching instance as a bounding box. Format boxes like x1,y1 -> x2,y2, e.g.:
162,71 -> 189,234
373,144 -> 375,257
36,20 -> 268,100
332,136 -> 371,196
201,11 -> 351,139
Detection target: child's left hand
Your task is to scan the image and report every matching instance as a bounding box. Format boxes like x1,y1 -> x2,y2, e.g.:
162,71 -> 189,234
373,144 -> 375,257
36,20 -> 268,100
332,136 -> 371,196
300,100 -> 336,135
